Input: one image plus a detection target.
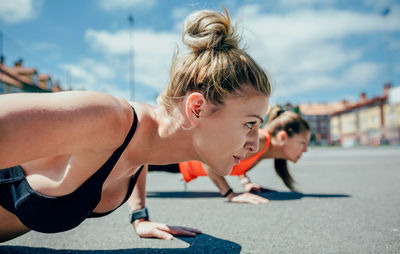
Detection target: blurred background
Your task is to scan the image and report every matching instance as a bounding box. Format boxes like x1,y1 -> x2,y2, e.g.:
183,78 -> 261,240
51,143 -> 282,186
0,0 -> 399,146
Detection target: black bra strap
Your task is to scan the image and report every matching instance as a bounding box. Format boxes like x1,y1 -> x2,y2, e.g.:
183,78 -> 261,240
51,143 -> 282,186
92,106 -> 138,183
122,165 -> 144,204
88,165 -> 144,218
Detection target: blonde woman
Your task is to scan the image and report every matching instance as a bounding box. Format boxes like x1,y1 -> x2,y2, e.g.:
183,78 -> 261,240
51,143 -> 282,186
0,9 -> 271,242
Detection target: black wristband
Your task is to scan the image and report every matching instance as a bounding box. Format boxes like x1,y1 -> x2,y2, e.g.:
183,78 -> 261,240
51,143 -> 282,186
129,207 -> 149,224
222,188 -> 233,197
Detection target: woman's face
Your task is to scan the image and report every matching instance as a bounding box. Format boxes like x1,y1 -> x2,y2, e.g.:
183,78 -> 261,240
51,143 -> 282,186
193,92 -> 269,176
282,130 -> 311,163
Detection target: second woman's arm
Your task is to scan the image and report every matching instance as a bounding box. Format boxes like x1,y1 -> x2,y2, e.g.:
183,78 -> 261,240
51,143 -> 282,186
202,163 -> 269,204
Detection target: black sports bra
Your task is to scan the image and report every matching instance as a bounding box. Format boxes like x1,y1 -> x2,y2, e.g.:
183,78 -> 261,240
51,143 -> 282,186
0,106 -> 142,233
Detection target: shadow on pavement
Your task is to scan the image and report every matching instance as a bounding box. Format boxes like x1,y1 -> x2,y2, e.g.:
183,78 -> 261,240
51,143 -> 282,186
258,191 -> 351,200
0,233 -> 241,254
146,191 -> 351,200
147,191 -> 221,198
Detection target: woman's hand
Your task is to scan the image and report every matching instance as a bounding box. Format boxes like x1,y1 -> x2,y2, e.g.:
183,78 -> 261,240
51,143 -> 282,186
243,183 -> 276,193
227,192 -> 269,205
133,219 -> 202,240
243,182 -> 262,192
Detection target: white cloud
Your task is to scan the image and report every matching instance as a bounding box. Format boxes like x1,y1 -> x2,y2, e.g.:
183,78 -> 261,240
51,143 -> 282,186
61,64 -> 96,89
236,5 -> 400,101
279,0 -> 335,8
362,0 -> 394,11
60,60 -> 156,104
99,0 -> 156,11
81,4 -> 399,103
82,59 -> 116,80
85,28 -> 181,90
342,62 -> 383,86
285,43 -> 362,74
86,30 -> 130,55
172,7 -> 192,21
0,0 -> 43,23
61,59 -> 117,92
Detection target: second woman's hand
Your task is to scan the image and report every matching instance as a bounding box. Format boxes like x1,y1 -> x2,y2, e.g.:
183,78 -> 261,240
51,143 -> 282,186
133,219 -> 202,240
227,192 -> 269,205
243,182 -> 262,192
243,183 -> 277,193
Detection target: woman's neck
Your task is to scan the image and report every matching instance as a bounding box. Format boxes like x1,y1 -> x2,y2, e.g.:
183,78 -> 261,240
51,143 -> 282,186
263,135 -> 284,159
126,104 -> 200,166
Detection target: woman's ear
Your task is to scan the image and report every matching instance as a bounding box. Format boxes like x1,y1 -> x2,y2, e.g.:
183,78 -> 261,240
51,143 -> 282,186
185,92 -> 206,128
277,130 -> 288,145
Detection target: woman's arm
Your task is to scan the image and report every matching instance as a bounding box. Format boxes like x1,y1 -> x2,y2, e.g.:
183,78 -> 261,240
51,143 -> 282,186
128,165 -> 201,240
202,163 -> 269,205
202,163 -> 232,197
238,174 -> 274,193
0,91 -> 130,168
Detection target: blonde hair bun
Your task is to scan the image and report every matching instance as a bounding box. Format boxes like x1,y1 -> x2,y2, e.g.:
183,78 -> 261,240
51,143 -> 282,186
182,9 -> 239,53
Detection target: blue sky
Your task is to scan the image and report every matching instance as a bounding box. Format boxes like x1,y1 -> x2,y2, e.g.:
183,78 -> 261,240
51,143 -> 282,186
0,0 -> 399,105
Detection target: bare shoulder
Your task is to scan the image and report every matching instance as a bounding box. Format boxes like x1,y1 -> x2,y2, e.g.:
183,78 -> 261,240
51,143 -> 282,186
0,91 -> 133,167
127,101 -> 157,132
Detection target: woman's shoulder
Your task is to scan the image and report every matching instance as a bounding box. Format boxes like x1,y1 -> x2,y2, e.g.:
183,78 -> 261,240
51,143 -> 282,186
0,91 -> 134,168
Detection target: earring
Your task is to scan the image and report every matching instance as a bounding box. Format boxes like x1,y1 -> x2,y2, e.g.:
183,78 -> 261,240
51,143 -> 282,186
182,124 -> 194,131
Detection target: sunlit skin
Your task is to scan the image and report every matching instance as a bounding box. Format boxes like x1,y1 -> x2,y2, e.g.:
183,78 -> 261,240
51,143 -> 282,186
0,88 -> 270,242
192,91 -> 269,176
0,7 -> 273,243
280,131 -> 311,163
199,129 -> 311,205
259,129 -> 311,162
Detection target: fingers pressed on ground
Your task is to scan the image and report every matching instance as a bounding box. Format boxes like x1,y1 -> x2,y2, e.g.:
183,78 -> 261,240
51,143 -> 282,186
180,226 -> 202,234
168,226 -> 197,236
153,228 -> 174,240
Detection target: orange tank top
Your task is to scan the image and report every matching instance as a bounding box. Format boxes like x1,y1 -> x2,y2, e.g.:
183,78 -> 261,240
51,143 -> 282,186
179,130 -> 271,182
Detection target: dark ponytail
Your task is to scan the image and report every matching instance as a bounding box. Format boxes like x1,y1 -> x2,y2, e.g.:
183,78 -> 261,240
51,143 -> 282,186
274,159 -> 296,191
266,106 -> 309,191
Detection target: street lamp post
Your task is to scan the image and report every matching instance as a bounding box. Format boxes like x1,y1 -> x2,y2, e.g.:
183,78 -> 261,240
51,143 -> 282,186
0,31 -> 3,62
128,15 -> 134,101
382,8 -> 391,85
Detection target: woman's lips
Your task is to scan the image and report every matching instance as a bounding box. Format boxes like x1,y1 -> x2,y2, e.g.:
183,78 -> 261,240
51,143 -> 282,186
233,156 -> 242,165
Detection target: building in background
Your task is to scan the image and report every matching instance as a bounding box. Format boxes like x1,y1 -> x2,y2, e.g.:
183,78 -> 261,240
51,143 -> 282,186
384,86 -> 400,144
329,84 -> 400,146
299,101 -> 349,145
0,59 -> 63,94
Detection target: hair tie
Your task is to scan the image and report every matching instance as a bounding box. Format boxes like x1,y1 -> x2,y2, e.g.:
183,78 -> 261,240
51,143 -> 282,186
277,109 -> 285,116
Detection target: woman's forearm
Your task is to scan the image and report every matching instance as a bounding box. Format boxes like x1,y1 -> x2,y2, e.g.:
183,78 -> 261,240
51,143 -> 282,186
127,165 -> 148,212
202,163 -> 232,195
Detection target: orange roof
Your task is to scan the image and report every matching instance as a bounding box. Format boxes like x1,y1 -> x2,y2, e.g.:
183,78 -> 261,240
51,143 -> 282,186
0,63 -> 33,86
0,72 -> 23,88
51,83 -> 63,92
12,66 -> 37,75
39,74 -> 51,80
331,96 -> 387,115
299,102 -> 349,116
1,63 -> 63,93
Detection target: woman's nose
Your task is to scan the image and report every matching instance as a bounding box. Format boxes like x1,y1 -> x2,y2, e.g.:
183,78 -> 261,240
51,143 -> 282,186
245,142 -> 257,152
245,130 -> 259,152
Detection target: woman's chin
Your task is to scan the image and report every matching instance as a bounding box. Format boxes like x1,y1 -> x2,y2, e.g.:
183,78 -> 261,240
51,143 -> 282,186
215,165 -> 233,176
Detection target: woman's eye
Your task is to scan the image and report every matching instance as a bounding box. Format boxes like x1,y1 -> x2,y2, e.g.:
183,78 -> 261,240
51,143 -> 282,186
246,122 -> 256,130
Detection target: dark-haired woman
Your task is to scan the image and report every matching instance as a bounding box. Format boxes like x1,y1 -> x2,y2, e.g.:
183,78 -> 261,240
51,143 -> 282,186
149,108 -> 310,204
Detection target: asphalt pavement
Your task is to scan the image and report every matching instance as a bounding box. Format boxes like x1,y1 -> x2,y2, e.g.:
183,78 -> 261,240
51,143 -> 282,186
1,146 -> 399,254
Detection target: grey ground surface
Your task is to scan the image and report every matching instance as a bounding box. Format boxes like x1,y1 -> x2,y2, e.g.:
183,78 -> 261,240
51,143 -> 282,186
1,146 -> 399,254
